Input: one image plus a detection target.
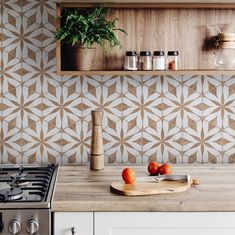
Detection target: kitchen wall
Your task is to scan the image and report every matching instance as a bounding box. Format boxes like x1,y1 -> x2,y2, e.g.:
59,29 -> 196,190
1,0 -> 235,164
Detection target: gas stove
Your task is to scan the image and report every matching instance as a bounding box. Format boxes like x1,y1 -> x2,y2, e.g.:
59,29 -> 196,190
0,164 -> 59,235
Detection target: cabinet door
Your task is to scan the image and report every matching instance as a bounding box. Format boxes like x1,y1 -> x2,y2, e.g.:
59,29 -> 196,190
95,212 -> 235,235
54,212 -> 93,235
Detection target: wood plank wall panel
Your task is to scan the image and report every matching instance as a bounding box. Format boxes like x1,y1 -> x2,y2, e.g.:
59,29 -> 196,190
60,8 -> 235,71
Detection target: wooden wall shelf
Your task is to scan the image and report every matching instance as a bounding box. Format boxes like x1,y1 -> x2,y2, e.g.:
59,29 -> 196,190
59,2 -> 235,9
56,2 -> 235,76
58,70 -> 235,76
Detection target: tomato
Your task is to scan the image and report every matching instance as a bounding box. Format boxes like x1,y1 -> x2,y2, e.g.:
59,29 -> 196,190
147,162 -> 159,175
159,163 -> 172,175
122,168 -> 136,184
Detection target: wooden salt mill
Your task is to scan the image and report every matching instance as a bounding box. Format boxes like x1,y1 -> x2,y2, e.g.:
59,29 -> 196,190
90,110 -> 104,170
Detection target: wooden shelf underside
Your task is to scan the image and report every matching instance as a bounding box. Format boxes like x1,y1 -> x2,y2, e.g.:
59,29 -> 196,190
58,70 -> 235,76
60,2 -> 235,9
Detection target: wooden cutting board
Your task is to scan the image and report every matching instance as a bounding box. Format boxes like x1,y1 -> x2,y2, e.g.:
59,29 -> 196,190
110,179 -> 193,196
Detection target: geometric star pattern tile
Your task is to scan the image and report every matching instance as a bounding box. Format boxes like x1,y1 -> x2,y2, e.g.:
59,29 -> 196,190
220,76 -> 235,163
182,75 -> 203,164
1,0 -> 235,164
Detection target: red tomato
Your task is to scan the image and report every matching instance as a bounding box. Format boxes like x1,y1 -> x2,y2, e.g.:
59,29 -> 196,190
122,168 -> 136,184
159,163 -> 172,175
147,162 -> 159,175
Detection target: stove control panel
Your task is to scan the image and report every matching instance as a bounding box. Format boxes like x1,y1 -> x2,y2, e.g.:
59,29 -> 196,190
0,209 -> 50,235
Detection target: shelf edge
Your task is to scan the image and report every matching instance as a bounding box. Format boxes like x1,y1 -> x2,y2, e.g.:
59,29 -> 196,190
58,70 -> 235,76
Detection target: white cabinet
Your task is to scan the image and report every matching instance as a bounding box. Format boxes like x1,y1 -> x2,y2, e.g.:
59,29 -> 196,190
54,212 -> 93,235
95,212 -> 235,235
54,212 -> 235,235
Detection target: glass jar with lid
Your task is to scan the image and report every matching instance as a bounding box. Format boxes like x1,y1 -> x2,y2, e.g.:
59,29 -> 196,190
167,51 -> 179,70
124,51 -> 138,71
214,33 -> 235,69
152,51 -> 166,70
139,51 -> 152,70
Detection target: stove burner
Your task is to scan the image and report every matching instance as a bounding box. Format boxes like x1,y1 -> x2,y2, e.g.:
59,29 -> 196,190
0,188 -> 23,202
8,173 -> 29,188
11,172 -> 28,180
16,181 -> 30,186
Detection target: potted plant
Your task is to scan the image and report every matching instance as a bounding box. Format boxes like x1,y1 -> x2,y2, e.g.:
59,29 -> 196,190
55,7 -> 126,71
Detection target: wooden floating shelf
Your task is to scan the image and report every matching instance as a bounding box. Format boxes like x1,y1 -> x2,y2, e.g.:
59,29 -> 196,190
59,1 -> 235,9
58,70 -> 235,76
60,3 -> 235,9
56,3 -> 235,75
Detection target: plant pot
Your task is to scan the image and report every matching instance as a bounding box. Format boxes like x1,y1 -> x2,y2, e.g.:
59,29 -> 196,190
62,44 -> 96,71
73,44 -> 96,71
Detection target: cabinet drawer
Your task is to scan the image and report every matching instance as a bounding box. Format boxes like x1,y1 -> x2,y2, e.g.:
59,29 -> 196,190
54,212 -> 93,235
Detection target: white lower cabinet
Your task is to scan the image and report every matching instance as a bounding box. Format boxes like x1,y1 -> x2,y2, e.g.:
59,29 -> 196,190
54,212 -> 93,235
54,212 -> 235,235
95,212 -> 235,235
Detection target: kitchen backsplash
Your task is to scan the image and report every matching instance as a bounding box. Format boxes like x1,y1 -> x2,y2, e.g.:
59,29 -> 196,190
1,1 -> 235,164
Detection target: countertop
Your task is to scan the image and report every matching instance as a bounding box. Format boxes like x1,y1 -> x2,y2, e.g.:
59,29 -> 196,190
52,165 -> 235,212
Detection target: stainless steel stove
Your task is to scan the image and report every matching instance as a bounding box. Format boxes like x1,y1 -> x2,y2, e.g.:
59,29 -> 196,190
0,164 -> 58,235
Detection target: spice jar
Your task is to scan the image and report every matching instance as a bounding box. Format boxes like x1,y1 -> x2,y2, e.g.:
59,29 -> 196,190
124,51 -> 138,71
152,51 -> 166,70
167,51 -> 179,70
139,51 -> 152,70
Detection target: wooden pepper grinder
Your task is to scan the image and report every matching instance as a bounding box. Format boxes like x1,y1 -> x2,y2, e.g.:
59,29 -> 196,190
90,109 -> 104,170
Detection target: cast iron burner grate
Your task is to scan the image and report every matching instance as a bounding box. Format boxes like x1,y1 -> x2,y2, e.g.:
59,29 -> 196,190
0,164 -> 55,203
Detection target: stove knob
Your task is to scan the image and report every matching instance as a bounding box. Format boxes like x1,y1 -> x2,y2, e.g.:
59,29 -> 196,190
8,220 -> 21,235
0,213 -> 4,232
25,220 -> 39,235
0,221 -> 3,233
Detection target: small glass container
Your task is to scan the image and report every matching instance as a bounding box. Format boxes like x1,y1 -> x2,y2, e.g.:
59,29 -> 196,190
124,51 -> 138,71
214,46 -> 235,69
152,51 -> 166,70
214,33 -> 235,69
167,51 -> 179,70
139,51 -> 152,70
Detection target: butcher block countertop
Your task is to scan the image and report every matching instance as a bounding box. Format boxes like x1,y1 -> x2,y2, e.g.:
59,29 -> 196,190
52,165 -> 235,212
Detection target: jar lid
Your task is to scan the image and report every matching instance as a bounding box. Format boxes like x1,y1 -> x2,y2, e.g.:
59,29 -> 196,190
168,51 -> 179,56
140,51 -> 151,56
154,51 -> 165,56
126,51 -> 137,56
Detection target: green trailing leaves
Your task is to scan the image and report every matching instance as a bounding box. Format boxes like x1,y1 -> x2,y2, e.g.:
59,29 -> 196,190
55,7 -> 127,53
